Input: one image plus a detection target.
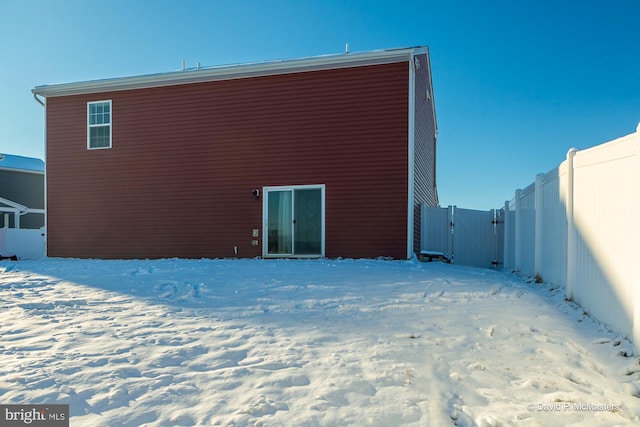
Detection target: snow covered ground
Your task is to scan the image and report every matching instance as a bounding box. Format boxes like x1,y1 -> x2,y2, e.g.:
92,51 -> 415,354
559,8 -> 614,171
1,258 -> 639,426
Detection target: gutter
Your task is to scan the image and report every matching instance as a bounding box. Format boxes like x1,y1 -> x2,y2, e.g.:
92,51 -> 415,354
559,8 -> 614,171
0,167 -> 43,176
32,46 -> 429,98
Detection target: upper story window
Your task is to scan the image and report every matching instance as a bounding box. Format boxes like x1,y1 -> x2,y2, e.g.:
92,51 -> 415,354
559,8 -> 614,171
87,100 -> 112,149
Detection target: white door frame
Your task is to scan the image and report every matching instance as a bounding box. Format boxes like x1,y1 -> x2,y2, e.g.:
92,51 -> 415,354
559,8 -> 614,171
262,184 -> 325,258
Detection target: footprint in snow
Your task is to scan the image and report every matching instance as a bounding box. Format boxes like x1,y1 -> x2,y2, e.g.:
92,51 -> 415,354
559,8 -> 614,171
562,338 -> 590,356
620,360 -> 640,376
489,285 -> 502,295
427,290 -> 445,300
157,282 -> 177,299
130,266 -> 153,276
240,395 -> 288,416
156,282 -> 201,300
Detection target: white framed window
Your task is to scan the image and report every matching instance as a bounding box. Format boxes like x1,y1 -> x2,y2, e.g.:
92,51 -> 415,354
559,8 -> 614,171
87,100 -> 112,149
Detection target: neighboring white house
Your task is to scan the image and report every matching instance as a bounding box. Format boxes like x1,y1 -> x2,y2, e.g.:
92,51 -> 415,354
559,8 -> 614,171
0,153 -> 45,259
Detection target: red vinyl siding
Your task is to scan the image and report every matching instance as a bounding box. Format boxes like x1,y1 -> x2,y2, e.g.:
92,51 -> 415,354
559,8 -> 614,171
46,62 -> 411,259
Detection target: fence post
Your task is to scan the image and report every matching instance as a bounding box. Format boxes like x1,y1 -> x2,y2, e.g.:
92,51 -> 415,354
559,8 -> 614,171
534,174 -> 544,279
503,200 -> 510,270
565,148 -> 578,301
491,209 -> 497,268
448,205 -> 455,262
514,189 -> 522,272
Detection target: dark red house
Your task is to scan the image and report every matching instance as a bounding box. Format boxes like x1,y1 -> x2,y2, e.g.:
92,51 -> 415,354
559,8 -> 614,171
32,46 -> 438,259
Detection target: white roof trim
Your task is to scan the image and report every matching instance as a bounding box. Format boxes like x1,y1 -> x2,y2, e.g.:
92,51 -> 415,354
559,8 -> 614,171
0,154 -> 45,174
33,47 -> 428,97
0,197 -> 28,212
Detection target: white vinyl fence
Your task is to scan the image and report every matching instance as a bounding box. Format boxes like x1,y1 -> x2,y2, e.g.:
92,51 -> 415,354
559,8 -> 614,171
0,228 -> 45,260
501,124 -> 640,352
422,124 -> 640,351
502,167 -> 568,287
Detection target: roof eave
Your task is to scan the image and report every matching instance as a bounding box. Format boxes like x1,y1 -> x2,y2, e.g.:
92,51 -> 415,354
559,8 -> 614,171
33,46 -> 427,97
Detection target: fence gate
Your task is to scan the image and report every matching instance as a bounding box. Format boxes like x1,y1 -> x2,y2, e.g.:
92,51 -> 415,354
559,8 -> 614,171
421,205 -> 501,269
421,205 -> 453,258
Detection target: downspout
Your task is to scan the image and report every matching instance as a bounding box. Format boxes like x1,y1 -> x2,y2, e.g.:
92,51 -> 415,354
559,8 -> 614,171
33,93 -> 45,107
32,91 -> 47,256
424,47 -> 439,205
406,52 -> 416,260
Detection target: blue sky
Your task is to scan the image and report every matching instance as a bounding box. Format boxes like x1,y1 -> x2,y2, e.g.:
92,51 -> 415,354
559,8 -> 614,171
1,0 -> 638,210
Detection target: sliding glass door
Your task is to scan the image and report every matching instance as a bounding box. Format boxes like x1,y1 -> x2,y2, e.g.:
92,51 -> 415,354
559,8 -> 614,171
264,185 -> 324,257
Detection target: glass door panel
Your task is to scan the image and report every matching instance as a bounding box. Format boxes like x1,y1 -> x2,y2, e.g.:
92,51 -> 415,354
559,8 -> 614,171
293,189 -> 322,255
267,190 -> 293,255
